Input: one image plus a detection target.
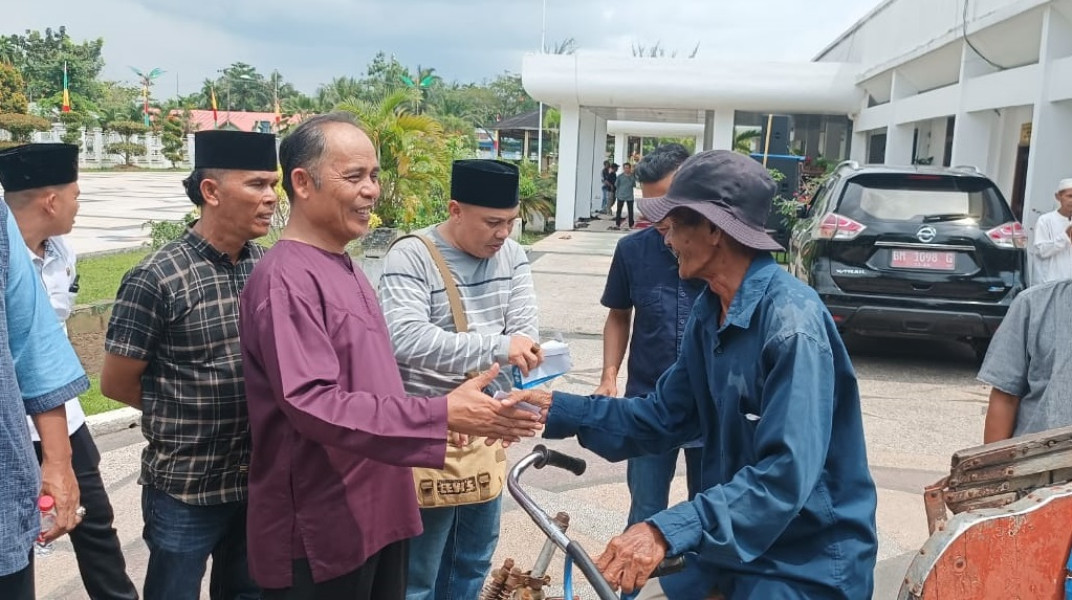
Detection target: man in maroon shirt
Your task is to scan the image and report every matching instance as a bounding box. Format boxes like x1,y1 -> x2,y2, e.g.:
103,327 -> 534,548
239,112 -> 543,600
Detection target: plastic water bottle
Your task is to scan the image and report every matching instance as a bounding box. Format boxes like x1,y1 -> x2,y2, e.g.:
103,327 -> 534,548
35,495 -> 56,556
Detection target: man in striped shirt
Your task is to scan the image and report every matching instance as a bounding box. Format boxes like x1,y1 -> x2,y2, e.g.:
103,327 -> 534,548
379,159 -> 543,600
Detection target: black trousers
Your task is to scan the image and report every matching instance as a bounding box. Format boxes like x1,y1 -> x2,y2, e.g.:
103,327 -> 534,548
262,540 -> 408,600
35,424 -> 139,600
0,552 -> 34,600
616,200 -> 635,228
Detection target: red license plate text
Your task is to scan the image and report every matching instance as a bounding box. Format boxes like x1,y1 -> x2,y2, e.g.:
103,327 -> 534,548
890,250 -> 956,271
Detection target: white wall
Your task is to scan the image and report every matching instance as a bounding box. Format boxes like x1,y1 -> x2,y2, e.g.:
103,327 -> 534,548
817,0 -> 1038,68
993,105 -> 1033,198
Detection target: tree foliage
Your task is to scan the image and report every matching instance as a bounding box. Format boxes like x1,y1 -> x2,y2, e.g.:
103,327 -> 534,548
3,27 -> 105,105
337,89 -> 451,230
58,110 -> 86,145
105,120 -> 148,166
162,109 -> 196,166
631,41 -> 700,58
0,112 -> 50,142
0,63 -> 28,114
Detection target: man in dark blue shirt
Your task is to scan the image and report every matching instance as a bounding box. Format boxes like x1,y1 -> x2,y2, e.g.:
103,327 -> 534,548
509,150 -> 878,600
596,143 -> 704,548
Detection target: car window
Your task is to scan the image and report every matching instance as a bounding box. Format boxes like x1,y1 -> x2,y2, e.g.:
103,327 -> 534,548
810,177 -> 838,217
835,174 -> 1011,228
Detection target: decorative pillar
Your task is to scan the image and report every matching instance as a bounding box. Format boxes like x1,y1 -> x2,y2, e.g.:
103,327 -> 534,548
554,105 -> 581,231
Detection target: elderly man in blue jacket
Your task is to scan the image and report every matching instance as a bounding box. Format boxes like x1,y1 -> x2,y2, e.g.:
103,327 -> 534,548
509,150 -> 878,600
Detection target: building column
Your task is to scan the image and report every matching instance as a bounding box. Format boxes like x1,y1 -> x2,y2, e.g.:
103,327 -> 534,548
885,70 -> 918,165
613,134 -> 627,166
554,105 -> 581,231
574,109 -> 597,222
1023,5 -> 1072,236
523,130 -> 531,161
850,130 -> 868,163
713,110 -> 735,151
884,124 -> 915,165
702,110 -> 715,151
931,117 -> 950,166
592,116 -> 609,215
694,135 -> 705,153
950,110 -> 997,171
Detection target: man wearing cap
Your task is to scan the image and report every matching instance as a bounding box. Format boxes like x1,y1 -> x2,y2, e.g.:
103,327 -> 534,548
378,158 -> 543,600
1029,178 -> 1072,285
0,144 -> 91,600
101,130 -> 279,599
3,143 -> 138,600
240,113 -> 542,599
509,150 -> 878,599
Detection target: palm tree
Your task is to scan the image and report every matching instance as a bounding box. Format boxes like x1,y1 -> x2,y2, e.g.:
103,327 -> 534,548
631,41 -> 700,58
0,36 -> 19,66
401,65 -> 441,114
336,89 -> 452,229
317,77 -> 364,109
545,37 -> 578,55
734,129 -> 763,154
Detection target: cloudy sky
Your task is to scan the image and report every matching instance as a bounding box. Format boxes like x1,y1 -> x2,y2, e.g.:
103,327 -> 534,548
6,0 -> 877,96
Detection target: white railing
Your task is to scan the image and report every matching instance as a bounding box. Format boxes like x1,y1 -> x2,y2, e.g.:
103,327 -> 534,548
12,125 -> 197,170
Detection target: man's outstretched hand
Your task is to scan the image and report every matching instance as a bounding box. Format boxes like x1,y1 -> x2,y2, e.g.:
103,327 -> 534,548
446,364 -> 543,444
596,522 -> 669,594
503,388 -> 553,423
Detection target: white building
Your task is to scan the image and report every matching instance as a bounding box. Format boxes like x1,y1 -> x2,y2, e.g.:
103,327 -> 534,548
523,0 -> 1072,237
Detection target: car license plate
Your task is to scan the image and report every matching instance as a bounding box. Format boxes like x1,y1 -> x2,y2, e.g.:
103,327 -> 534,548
890,249 -> 956,271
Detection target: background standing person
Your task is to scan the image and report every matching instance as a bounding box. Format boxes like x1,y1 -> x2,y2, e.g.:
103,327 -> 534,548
379,159 -> 542,600
601,160 -> 617,214
615,163 -> 637,230
978,279 -> 1072,443
4,143 -> 138,600
1030,178 -> 1072,285
594,143 -> 704,599
102,130 -> 279,600
0,144 -> 89,600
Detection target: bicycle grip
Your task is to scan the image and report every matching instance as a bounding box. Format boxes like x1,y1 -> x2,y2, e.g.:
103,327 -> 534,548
650,555 -> 685,578
533,445 -> 587,476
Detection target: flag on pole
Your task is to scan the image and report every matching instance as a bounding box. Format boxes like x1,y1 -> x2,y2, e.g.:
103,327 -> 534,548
61,62 -> 71,113
210,87 -> 219,128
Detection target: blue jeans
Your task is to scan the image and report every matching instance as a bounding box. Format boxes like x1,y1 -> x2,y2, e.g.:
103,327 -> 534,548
141,486 -> 259,600
623,448 -> 704,600
626,447 -> 704,527
405,495 -> 501,600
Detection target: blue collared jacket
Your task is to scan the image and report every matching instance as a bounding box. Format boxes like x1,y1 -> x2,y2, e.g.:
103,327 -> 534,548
0,201 -> 89,576
546,254 -> 877,599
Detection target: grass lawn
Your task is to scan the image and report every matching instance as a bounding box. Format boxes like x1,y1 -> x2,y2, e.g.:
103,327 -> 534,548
76,249 -> 149,305
80,376 -> 127,416
520,231 -> 551,246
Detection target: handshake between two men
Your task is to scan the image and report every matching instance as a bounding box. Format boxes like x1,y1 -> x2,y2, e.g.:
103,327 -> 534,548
441,366 -> 667,596
442,336 -> 547,447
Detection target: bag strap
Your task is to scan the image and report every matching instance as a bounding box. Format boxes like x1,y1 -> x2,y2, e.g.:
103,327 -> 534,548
389,234 -> 468,333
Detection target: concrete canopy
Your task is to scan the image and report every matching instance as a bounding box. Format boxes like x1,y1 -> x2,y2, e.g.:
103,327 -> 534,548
522,53 -> 863,230
523,53 -> 863,116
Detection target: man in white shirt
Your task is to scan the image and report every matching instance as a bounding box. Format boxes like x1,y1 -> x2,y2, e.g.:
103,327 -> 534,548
1030,178 -> 1072,285
3,144 -> 138,600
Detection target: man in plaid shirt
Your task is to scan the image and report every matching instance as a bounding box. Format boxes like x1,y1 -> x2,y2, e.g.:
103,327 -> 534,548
101,130 -> 279,600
